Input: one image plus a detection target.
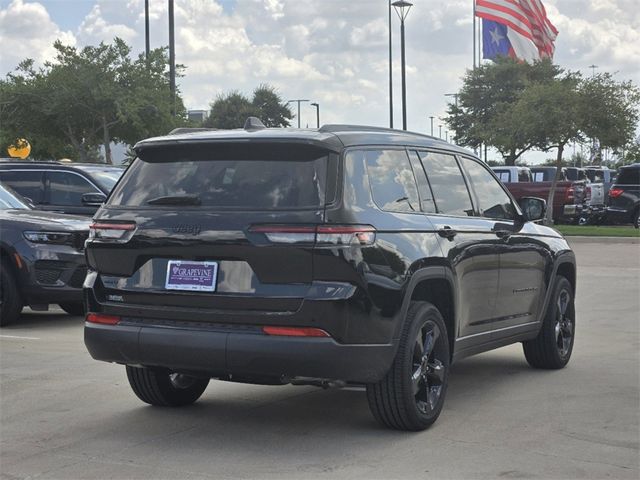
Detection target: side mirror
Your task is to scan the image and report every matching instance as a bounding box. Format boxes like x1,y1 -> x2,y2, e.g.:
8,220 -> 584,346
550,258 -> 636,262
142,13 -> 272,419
518,197 -> 546,222
82,192 -> 107,206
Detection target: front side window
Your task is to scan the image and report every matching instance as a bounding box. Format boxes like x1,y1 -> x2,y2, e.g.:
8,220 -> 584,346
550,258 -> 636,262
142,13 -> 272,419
48,172 -> 100,206
461,157 -> 516,220
418,152 -> 474,216
0,171 -> 44,203
363,149 -> 420,213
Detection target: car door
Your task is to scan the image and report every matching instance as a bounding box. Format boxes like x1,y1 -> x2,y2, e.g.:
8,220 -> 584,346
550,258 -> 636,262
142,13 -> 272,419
459,156 -> 548,335
44,171 -> 102,215
416,150 -> 500,349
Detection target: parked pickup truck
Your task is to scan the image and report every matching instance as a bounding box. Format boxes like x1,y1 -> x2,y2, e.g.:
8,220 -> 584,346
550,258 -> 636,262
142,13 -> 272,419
493,166 -> 586,222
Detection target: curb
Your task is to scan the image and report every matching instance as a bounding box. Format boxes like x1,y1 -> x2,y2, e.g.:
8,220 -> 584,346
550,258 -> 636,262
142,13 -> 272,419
565,236 -> 640,244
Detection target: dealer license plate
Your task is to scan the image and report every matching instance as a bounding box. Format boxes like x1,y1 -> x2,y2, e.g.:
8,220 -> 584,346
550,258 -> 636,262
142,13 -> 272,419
165,260 -> 218,292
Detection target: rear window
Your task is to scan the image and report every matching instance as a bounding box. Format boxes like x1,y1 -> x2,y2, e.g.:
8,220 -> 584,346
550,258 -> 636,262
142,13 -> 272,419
616,167 -> 640,185
108,144 -> 328,209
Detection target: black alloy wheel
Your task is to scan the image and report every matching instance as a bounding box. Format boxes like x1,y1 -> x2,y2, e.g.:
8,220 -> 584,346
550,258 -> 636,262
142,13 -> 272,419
367,301 -> 450,431
0,260 -> 23,326
523,275 -> 575,369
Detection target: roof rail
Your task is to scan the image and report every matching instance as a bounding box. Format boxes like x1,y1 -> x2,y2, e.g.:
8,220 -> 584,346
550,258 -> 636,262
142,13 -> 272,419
244,117 -> 266,130
319,124 -> 439,140
168,127 -> 216,135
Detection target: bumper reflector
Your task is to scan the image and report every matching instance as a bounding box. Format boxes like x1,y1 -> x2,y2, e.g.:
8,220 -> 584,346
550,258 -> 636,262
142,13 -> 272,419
262,326 -> 330,337
86,313 -> 121,325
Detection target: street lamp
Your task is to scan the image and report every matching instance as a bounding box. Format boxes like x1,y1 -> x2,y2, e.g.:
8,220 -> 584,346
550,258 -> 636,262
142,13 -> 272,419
429,116 -> 434,136
392,0 -> 412,131
310,102 -> 320,128
287,99 -> 309,128
438,124 -> 442,138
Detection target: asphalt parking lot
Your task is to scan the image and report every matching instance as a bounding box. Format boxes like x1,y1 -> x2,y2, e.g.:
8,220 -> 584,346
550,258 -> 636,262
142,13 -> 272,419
1,240 -> 638,479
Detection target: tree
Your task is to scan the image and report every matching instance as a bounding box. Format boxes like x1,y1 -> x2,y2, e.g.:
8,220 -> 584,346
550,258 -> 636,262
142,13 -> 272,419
0,38 -> 186,162
446,58 -> 562,165
205,84 -> 292,129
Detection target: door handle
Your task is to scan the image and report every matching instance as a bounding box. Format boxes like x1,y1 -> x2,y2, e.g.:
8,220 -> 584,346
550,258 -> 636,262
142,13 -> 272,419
437,226 -> 457,240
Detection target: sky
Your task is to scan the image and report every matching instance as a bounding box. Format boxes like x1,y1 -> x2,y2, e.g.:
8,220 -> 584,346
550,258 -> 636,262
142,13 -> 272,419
1,0 -> 639,164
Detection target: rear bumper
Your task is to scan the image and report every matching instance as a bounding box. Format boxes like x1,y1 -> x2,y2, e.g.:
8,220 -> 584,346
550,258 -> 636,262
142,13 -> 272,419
84,322 -> 396,384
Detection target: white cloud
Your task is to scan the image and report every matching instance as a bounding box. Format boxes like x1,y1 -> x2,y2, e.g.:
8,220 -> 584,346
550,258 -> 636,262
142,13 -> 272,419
0,0 -> 638,164
0,0 -> 76,75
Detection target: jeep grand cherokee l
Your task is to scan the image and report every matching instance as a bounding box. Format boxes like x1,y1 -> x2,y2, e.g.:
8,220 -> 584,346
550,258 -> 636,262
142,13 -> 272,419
84,121 -> 577,431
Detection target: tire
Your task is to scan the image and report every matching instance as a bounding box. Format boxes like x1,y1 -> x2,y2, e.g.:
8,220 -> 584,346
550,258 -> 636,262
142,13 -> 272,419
633,209 -> 639,229
126,365 -> 209,407
59,302 -> 85,316
0,259 -> 23,327
366,301 -> 450,431
523,275 -> 575,369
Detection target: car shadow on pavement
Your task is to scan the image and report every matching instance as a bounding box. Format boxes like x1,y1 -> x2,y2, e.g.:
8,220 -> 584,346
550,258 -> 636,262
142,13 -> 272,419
5,308 -> 83,330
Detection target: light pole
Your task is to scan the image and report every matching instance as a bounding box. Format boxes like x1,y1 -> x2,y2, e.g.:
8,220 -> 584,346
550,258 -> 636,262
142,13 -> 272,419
444,93 -> 459,108
438,124 -> 442,139
445,131 -> 449,142
388,0 -> 393,129
145,0 -> 150,61
168,0 -> 176,116
429,116 -> 434,136
392,1 -> 412,131
310,102 -> 320,128
287,99 -> 309,128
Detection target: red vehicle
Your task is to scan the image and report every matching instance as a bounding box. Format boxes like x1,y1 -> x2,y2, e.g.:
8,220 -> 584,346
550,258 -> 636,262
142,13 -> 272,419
493,167 -> 586,222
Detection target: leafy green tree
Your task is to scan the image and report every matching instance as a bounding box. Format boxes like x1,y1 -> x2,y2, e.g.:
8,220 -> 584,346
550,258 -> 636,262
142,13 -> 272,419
0,38 -> 186,162
205,84 -> 292,129
446,58 -> 562,165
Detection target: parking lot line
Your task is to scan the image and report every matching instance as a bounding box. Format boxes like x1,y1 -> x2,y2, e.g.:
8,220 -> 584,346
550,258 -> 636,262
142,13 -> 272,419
0,334 -> 40,340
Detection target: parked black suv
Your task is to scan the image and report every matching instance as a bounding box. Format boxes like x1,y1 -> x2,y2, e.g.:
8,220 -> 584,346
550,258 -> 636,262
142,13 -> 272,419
0,161 -> 124,215
606,163 -> 640,228
0,183 -> 90,325
84,123 -> 577,430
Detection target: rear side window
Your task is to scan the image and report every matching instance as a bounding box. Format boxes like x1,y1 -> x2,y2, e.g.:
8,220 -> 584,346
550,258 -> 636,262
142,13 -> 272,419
109,144 -> 328,209
48,172 -> 100,206
617,168 -> 640,185
0,170 -> 44,203
363,149 -> 420,213
461,157 -> 516,220
493,169 -> 511,183
418,152 -> 473,216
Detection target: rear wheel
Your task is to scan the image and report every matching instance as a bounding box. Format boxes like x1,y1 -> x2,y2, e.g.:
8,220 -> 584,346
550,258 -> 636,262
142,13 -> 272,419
523,275 -> 575,369
59,302 -> 85,316
366,302 -> 450,431
126,366 -> 209,407
0,259 -> 22,327
633,208 -> 639,229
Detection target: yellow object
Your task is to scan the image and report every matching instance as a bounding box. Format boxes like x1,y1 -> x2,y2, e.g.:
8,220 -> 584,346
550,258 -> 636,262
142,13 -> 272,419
7,139 -> 31,159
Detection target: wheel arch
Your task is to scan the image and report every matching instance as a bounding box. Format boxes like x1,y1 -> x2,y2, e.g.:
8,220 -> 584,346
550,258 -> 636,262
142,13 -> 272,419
397,267 -> 457,361
538,252 -> 577,324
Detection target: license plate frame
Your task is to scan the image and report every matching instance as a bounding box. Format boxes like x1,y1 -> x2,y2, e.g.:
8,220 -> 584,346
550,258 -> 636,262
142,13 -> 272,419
165,260 -> 218,292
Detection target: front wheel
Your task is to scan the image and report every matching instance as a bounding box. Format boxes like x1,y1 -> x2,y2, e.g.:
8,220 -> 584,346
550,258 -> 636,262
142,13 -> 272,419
366,302 -> 450,431
126,366 -> 209,407
1,260 -> 23,327
523,275 -> 575,369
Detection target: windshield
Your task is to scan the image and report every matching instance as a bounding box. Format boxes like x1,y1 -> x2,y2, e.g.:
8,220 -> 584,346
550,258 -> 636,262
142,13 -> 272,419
83,169 -> 124,191
109,144 -> 328,210
0,183 -> 31,210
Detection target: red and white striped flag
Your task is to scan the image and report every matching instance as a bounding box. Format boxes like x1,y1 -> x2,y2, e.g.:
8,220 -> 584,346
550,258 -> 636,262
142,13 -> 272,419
475,0 -> 558,62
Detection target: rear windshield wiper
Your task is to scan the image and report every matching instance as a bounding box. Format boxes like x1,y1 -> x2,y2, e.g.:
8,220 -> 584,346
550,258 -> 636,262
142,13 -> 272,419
146,195 -> 201,206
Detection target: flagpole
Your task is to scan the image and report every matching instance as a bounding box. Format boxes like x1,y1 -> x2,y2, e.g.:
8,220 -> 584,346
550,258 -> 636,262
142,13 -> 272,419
473,0 -> 476,69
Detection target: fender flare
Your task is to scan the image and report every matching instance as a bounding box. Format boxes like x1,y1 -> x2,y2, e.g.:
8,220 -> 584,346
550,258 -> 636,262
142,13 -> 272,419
393,265 -> 458,342
538,250 -> 577,323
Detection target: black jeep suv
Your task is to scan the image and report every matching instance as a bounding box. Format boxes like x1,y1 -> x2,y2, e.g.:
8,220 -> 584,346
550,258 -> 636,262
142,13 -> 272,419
84,122 -> 576,431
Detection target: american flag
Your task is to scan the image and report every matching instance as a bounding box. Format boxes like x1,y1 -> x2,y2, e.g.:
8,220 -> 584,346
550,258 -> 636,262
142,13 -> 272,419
476,0 -> 558,60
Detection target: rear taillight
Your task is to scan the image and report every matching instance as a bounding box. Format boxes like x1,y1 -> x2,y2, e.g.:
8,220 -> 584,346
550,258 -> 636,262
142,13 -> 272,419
262,326 -> 330,337
86,313 -> 121,325
249,224 -> 376,246
609,187 -> 624,198
566,186 -> 575,201
89,222 -> 136,243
